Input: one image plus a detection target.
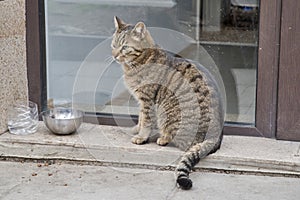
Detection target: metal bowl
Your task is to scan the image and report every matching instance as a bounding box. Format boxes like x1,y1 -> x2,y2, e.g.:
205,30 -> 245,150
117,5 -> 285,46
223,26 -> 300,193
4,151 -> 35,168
41,108 -> 84,135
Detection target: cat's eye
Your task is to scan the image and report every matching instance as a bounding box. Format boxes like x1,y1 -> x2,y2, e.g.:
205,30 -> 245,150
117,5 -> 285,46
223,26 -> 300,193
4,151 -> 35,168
121,45 -> 129,51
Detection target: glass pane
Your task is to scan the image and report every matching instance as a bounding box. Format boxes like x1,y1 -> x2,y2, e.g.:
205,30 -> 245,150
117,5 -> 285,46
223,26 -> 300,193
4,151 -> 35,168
45,0 -> 259,125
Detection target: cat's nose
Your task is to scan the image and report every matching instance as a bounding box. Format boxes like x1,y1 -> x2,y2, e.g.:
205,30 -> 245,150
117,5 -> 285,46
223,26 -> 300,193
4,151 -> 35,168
112,49 -> 118,58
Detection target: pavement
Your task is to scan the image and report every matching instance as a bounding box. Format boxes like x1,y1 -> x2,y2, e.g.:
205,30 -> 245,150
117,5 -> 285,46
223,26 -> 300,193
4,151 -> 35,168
1,122 -> 300,199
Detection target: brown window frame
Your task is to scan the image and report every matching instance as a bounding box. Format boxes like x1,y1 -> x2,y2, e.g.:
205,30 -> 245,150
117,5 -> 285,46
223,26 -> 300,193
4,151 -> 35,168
26,0 -> 282,138
276,0 -> 300,141
26,0 -> 47,113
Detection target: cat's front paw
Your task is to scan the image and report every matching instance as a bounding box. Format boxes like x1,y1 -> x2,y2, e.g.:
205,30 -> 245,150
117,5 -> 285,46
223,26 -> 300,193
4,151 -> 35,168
157,137 -> 171,146
131,127 -> 151,145
131,135 -> 148,144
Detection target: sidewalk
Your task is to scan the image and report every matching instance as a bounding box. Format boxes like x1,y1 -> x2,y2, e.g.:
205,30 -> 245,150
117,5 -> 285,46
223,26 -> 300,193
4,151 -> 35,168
1,122 -> 300,199
1,161 -> 300,200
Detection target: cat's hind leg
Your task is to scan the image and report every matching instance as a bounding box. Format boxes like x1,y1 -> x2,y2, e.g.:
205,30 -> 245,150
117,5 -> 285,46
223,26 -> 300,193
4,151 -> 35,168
156,104 -> 180,146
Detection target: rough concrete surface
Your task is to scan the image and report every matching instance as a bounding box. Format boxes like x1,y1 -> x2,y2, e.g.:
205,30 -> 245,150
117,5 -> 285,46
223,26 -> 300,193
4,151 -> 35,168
1,123 -> 300,175
0,161 -> 299,200
0,0 -> 28,134
1,123 -> 300,199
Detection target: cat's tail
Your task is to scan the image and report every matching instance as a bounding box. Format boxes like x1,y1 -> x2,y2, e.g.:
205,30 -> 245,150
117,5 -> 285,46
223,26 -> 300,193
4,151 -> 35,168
175,118 -> 223,190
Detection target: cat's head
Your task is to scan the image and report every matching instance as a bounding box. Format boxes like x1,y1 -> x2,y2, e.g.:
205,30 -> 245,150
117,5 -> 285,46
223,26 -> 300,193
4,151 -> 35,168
111,16 -> 155,64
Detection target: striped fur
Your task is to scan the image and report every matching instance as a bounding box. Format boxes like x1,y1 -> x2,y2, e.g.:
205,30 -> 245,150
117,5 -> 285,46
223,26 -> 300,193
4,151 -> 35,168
112,17 -> 224,190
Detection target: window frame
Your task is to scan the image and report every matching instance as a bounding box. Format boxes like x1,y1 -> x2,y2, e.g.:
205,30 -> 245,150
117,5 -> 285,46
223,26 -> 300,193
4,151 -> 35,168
26,0 -> 281,138
26,0 -> 47,114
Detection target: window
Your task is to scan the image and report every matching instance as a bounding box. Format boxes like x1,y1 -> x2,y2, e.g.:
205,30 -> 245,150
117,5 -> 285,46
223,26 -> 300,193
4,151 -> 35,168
27,0 -> 282,138
44,0 -> 259,125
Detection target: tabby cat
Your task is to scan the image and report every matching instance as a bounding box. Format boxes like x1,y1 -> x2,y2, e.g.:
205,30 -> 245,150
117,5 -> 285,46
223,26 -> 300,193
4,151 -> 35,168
111,17 -> 224,190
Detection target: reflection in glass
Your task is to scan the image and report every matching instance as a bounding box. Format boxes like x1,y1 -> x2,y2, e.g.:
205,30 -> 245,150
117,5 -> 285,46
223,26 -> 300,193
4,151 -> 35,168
45,0 -> 259,125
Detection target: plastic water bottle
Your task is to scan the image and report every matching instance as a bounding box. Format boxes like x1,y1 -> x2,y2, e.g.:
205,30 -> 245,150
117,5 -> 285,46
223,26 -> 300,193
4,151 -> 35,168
7,101 -> 39,135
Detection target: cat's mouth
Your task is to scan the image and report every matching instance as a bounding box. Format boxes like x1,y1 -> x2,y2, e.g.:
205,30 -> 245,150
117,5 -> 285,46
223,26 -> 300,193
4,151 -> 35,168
113,55 -> 124,63
112,49 -> 124,63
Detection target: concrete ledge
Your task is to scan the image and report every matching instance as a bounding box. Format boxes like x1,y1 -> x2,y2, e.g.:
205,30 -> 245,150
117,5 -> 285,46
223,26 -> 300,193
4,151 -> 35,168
1,122 -> 300,176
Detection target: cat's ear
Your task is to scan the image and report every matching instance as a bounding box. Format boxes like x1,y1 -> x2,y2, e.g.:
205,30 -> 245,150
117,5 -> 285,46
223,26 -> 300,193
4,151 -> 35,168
114,16 -> 125,30
132,22 -> 146,41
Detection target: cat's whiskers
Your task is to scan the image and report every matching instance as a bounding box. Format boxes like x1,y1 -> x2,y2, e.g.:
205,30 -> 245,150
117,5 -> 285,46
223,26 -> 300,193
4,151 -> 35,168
104,55 -> 115,65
